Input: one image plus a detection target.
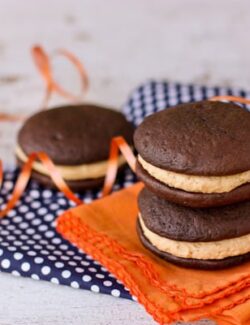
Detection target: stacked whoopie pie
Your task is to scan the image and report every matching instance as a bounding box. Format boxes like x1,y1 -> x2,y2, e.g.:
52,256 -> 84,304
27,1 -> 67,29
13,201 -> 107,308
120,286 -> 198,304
134,100 -> 250,269
16,104 -> 134,191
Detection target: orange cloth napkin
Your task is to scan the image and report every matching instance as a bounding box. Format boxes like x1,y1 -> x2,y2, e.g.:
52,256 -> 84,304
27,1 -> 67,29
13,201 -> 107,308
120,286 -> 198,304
56,183 -> 250,324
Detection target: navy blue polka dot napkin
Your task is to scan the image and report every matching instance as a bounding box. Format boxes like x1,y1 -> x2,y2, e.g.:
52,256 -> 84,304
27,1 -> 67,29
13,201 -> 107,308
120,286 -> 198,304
0,80 -> 249,300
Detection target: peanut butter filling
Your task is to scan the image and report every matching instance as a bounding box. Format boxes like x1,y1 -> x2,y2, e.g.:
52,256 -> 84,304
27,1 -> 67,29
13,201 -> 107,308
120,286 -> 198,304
139,215 -> 250,260
16,145 -> 126,181
138,155 -> 250,194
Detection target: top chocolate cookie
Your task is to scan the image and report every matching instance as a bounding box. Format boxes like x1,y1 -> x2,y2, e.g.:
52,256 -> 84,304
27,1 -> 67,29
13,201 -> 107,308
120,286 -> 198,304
134,101 -> 250,176
18,104 -> 134,165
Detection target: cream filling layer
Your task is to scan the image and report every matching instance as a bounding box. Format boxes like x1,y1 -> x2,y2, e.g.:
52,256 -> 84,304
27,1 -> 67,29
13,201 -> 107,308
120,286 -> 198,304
138,155 -> 250,194
139,215 -> 250,260
16,145 -> 126,181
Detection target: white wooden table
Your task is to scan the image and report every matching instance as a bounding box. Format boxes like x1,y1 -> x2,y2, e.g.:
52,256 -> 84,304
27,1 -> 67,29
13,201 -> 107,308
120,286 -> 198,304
0,0 -> 248,323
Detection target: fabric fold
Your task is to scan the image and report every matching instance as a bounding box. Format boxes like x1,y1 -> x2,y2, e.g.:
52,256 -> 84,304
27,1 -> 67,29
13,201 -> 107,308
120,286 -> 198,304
57,183 -> 250,324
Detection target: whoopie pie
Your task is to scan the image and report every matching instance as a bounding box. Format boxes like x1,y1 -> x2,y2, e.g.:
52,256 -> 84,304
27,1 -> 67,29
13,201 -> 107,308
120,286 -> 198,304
137,187 -> 250,269
134,100 -> 250,208
16,104 -> 134,191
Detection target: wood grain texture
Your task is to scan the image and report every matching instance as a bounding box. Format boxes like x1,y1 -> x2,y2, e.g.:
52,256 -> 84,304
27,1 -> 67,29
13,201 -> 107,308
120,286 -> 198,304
0,0 -> 247,323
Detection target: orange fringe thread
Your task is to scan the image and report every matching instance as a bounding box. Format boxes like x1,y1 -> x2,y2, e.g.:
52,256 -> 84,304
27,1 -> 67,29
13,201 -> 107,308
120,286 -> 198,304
57,210 -> 250,324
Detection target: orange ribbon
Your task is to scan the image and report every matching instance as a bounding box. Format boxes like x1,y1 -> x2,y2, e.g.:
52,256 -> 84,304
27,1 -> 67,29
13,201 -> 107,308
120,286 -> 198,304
0,45 -> 138,218
0,152 -> 82,218
0,136 -> 136,218
0,113 -> 24,122
0,45 -> 91,216
0,45 -> 89,122
31,45 -> 89,108
210,95 -> 250,105
102,136 -> 136,197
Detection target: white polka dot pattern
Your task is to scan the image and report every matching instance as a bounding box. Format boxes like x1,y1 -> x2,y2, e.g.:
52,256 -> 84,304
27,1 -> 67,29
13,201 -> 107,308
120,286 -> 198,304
0,81 -> 249,302
123,81 -> 250,126
0,167 -> 134,300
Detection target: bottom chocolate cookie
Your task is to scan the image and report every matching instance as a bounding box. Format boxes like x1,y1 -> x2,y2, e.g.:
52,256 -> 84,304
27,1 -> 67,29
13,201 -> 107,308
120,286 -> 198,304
137,219 -> 250,270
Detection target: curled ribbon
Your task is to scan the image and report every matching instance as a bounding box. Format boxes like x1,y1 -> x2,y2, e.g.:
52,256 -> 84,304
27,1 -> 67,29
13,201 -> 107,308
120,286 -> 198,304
210,95 -> 250,105
0,45 -> 137,218
0,44 -> 92,217
0,45 -> 89,122
0,136 -> 136,218
0,152 -> 82,218
102,136 -> 136,197
31,45 -> 89,108
0,113 -> 24,122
